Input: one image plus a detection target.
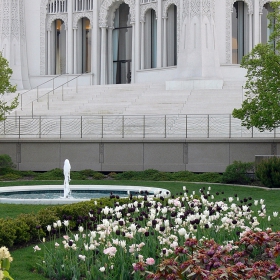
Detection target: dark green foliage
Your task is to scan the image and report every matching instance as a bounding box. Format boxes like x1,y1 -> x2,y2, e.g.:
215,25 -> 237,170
222,161 -> 255,185
36,168 -> 64,180
0,173 -> 22,181
79,169 -> 105,180
0,197 -> 133,248
0,154 -> 16,170
196,172 -> 223,183
255,157 -> 280,188
114,169 -> 222,183
171,171 -> 196,181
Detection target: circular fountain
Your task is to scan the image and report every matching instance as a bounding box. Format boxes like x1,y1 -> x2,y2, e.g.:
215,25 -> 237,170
0,160 -> 170,204
0,185 -> 170,204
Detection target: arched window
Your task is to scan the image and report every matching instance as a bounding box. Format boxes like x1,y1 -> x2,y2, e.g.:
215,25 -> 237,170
77,18 -> 91,73
166,4 -> 177,66
51,19 -> 66,74
112,3 -> 132,84
261,3 -> 274,44
144,9 -> 157,69
232,1 -> 249,64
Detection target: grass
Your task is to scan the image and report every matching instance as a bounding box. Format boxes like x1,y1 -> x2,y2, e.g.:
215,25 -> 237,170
2,180 -> 280,280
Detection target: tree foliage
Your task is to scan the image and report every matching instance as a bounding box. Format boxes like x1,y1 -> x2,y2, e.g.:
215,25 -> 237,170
0,52 -> 18,121
232,2 -> 280,131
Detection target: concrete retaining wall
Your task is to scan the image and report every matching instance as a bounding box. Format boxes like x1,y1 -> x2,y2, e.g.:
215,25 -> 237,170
0,138 -> 279,172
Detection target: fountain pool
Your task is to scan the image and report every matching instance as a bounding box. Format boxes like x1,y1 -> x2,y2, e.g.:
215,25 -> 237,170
0,185 -> 170,204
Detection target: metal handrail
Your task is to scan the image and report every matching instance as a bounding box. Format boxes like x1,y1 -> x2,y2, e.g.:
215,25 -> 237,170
28,73 -> 86,117
13,74 -> 64,108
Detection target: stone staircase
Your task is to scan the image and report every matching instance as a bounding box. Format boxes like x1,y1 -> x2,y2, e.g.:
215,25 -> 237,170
3,81 -> 245,117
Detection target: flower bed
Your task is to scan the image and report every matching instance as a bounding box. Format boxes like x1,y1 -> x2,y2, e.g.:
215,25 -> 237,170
34,187 -> 280,279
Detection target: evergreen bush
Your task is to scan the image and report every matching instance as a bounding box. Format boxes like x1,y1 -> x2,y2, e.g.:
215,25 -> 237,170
0,154 -> 16,176
222,161 -> 255,185
255,157 -> 280,188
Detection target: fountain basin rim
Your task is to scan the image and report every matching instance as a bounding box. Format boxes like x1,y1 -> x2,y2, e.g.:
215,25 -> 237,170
0,185 -> 170,205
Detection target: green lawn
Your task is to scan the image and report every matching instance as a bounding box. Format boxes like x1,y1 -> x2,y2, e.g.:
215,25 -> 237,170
2,180 -> 280,280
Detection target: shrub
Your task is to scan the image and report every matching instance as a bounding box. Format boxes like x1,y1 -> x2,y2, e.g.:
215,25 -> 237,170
195,172 -> 222,183
35,168 -> 64,180
222,161 -> 255,185
255,157 -> 280,188
0,173 -> 22,181
0,154 -> 15,170
171,171 -> 196,181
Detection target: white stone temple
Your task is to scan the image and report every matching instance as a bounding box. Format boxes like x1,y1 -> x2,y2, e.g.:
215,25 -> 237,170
0,0 -> 274,91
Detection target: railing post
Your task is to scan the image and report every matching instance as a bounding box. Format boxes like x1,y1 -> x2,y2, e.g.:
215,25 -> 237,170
274,127 -> 276,138
81,116 -> 83,138
229,114 -> 232,138
207,114 -> 210,138
186,114 -> 188,138
21,94 -> 23,110
18,116 -> 21,139
39,116 -> 42,138
3,117 -> 5,135
164,115 -> 167,138
143,115 -> 145,138
60,116 -> 62,139
101,115 -> 104,138
251,126 -> 254,138
122,115 -> 124,138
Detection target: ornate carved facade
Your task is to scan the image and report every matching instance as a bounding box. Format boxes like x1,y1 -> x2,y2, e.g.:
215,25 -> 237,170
0,0 -> 276,89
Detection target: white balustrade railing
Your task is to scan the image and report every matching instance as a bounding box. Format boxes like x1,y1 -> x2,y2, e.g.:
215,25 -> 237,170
0,115 -> 277,139
48,0 -> 68,14
47,0 -> 94,14
140,0 -> 157,4
74,0 -> 93,12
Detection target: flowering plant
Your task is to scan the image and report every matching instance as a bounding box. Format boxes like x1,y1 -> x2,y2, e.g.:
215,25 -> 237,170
0,247 -> 13,280
34,186 -> 280,279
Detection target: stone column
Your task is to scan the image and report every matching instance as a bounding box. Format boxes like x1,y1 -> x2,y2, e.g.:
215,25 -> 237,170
100,26 -> 107,85
47,30 -> 52,75
134,0 -> 140,72
162,17 -> 167,67
248,13 -> 253,52
73,28 -> 77,73
108,26 -> 113,84
140,21 -> 145,70
67,0 -> 73,74
92,0 -> 99,84
131,22 -> 135,83
157,0 -> 162,68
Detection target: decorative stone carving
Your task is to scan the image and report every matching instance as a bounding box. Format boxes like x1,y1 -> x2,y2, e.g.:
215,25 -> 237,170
1,0 -> 10,40
162,0 -> 179,17
73,11 -> 93,28
259,0 -> 272,11
140,2 -> 157,21
99,0 -> 136,27
225,0 -> 253,64
46,14 -> 68,31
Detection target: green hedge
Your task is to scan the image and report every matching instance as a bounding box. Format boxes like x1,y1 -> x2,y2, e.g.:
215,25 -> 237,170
0,197 -> 133,248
